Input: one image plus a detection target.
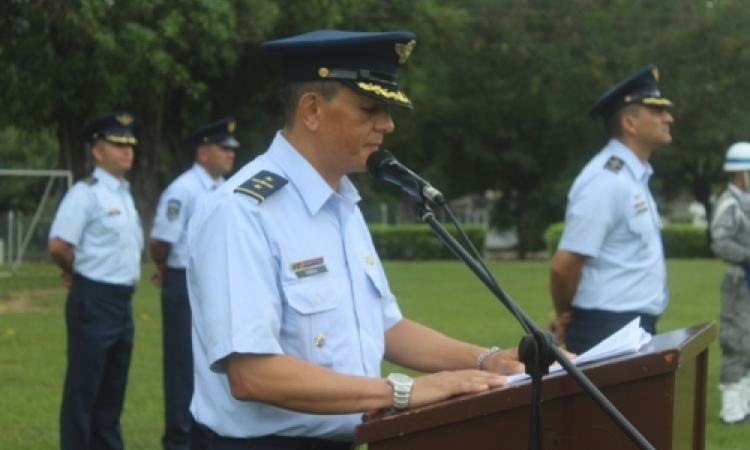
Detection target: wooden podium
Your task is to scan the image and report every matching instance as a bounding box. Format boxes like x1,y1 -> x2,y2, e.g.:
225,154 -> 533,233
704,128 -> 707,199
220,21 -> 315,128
355,322 -> 716,450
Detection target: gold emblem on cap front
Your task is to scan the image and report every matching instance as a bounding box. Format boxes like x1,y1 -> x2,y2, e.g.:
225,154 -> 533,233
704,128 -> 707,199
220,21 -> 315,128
318,67 -> 330,78
651,67 -> 659,82
395,40 -> 416,64
116,114 -> 133,126
228,121 -> 236,133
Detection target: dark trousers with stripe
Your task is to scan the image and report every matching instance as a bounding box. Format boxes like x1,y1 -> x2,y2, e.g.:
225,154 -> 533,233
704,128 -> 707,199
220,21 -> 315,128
565,308 -> 658,354
161,268 -> 210,450
60,275 -> 135,450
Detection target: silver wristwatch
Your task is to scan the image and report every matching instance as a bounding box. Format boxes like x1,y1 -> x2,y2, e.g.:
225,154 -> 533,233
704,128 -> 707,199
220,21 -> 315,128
387,373 -> 413,410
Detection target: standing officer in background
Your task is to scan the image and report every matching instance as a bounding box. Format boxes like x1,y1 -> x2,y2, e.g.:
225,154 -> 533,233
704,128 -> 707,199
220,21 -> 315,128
548,64 -> 674,354
48,111 -> 144,450
187,30 -> 525,449
149,117 -> 237,450
710,142 -> 750,424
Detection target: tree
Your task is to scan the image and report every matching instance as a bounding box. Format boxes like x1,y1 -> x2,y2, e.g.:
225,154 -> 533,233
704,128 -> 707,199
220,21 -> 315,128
1,0 -> 278,235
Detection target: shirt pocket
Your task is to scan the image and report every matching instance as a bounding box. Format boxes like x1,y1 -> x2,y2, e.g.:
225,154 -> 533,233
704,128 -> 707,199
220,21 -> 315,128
283,278 -> 343,369
628,214 -> 653,250
93,213 -> 128,247
364,264 -> 386,299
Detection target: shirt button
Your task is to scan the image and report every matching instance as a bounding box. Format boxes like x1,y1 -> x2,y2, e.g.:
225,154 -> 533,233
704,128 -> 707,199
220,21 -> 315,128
315,295 -> 322,304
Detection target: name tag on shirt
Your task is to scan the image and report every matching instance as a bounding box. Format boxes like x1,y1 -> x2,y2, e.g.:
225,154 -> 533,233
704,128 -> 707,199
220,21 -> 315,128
291,257 -> 328,279
106,207 -> 121,216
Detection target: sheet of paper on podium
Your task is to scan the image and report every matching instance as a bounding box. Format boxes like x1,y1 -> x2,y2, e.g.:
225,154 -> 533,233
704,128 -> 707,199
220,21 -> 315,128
506,317 -> 652,384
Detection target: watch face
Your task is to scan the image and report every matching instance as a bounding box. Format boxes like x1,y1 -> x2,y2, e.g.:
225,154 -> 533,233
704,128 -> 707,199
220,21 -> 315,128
389,373 -> 412,384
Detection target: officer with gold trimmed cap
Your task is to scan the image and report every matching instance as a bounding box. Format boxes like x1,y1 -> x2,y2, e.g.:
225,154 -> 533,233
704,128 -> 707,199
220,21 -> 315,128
149,116 -> 238,450
184,117 -> 240,149
549,64 -> 675,354
260,29 -> 416,109
49,109 -> 143,450
81,110 -> 138,145
186,30 -> 523,449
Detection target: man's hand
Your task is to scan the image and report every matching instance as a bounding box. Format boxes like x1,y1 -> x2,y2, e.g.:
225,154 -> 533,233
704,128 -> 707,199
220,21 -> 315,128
408,370 -> 506,409
548,311 -> 573,344
150,265 -> 165,288
480,347 -> 525,375
59,271 -> 73,289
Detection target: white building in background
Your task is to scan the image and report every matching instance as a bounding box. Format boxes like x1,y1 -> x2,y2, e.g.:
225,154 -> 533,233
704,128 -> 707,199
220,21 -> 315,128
445,190 -> 518,252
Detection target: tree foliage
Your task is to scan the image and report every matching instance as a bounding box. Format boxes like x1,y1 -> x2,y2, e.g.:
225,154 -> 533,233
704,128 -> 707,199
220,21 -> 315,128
2,0 -> 749,257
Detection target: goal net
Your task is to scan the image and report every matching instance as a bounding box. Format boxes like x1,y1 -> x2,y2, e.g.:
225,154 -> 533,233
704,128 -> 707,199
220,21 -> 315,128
0,169 -> 72,272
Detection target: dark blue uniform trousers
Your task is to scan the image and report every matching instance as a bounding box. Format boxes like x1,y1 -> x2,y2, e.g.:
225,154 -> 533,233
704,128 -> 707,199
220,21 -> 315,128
60,275 -> 134,450
565,308 -> 658,354
161,268 -> 210,450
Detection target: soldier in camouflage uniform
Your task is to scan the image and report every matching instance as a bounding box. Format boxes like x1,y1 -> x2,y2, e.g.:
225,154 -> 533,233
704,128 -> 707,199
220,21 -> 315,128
710,141 -> 750,424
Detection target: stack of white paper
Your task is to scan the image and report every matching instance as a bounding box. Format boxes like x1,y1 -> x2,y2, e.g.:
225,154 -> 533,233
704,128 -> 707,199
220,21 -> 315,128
505,317 -> 652,384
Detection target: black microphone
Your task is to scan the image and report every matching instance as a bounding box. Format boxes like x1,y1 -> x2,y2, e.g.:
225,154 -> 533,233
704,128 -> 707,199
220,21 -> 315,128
366,150 -> 444,203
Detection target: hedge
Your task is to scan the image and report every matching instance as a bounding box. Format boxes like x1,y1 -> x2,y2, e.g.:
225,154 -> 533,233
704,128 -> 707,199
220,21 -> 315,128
544,222 -> 710,258
368,224 -> 487,260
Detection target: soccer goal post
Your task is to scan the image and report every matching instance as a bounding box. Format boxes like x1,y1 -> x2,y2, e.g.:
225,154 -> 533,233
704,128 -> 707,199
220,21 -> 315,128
0,169 -> 73,272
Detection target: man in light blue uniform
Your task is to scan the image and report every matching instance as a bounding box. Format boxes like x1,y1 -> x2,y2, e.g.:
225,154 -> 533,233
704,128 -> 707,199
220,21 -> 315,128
149,117 -> 237,450
48,111 -> 144,450
549,64 -> 674,354
187,30 -> 524,450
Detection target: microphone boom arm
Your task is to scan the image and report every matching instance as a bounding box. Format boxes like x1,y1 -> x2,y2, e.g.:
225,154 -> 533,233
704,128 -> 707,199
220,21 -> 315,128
411,202 -> 656,450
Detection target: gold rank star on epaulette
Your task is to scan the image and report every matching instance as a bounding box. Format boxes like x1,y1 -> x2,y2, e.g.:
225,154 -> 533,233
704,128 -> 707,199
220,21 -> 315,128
234,170 -> 288,203
604,156 -> 625,173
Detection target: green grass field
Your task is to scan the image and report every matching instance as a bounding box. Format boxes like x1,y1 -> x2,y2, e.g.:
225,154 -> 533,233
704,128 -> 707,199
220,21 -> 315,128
1,260 -> 749,449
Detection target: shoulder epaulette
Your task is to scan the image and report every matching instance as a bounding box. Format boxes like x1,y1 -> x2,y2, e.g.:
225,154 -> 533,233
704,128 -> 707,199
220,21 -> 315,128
603,156 -> 624,173
83,175 -> 98,185
234,170 -> 288,203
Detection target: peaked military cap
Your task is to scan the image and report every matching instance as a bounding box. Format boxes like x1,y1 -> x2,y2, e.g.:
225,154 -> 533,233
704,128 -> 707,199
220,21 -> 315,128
588,64 -> 674,118
82,111 -> 137,145
261,29 -> 417,109
185,117 -> 240,149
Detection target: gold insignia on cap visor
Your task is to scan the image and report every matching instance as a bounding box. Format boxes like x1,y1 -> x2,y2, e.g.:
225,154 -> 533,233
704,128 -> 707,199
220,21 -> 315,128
106,135 -> 137,145
116,114 -> 134,126
395,40 -> 416,64
228,121 -> 236,133
356,82 -> 411,104
642,98 -> 673,106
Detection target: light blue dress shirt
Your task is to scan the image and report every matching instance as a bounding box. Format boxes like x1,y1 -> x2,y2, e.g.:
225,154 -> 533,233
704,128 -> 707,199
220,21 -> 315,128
151,164 -> 223,269
187,132 -> 403,440
558,139 -> 668,315
49,166 -> 144,286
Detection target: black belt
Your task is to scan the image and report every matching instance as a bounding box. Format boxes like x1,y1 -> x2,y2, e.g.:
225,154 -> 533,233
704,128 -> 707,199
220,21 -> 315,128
210,433 -> 354,450
74,273 -> 135,292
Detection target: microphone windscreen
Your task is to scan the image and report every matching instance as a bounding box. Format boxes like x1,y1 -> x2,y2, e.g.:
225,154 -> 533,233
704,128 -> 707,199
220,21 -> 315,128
366,149 -> 396,179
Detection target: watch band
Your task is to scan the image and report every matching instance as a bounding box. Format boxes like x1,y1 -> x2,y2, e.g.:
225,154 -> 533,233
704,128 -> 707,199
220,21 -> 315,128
476,346 -> 501,370
387,373 -> 413,410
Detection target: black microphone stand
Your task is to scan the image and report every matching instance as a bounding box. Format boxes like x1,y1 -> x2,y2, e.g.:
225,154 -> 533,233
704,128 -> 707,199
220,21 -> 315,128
410,200 -> 656,450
